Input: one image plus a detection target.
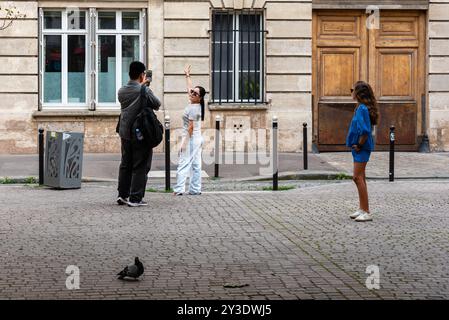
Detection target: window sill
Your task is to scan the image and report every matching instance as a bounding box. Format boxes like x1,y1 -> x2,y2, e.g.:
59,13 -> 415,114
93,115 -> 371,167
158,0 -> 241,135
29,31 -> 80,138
208,103 -> 269,111
32,110 -> 121,119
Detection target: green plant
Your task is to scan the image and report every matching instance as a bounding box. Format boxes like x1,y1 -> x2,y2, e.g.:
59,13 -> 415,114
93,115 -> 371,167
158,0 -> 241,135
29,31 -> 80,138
24,177 -> 38,184
0,177 -> 14,184
334,173 -> 352,180
146,188 -> 174,193
240,78 -> 260,100
262,185 -> 295,191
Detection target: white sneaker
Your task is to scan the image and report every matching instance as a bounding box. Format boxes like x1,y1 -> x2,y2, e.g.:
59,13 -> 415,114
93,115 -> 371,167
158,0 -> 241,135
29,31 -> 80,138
350,209 -> 363,219
355,212 -> 373,222
127,200 -> 148,207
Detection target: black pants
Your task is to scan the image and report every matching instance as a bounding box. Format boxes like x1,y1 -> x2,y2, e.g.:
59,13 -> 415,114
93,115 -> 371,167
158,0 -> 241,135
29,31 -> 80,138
118,138 -> 153,203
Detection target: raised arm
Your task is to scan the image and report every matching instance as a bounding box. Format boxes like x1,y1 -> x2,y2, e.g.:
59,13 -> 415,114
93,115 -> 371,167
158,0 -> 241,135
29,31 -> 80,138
144,86 -> 161,111
184,64 -> 193,94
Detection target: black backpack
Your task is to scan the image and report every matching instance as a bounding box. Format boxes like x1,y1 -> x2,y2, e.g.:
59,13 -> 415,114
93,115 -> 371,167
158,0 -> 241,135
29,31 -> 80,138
131,85 -> 163,148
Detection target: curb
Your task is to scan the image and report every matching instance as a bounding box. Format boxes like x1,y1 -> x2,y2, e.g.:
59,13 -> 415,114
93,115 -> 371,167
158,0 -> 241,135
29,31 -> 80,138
2,174 -> 449,185
0,176 -> 117,184
231,171 -> 351,182
227,171 -> 449,182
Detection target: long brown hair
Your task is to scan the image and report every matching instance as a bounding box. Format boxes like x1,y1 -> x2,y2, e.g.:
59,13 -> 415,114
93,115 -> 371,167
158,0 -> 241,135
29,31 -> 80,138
353,81 -> 379,126
196,86 -> 206,121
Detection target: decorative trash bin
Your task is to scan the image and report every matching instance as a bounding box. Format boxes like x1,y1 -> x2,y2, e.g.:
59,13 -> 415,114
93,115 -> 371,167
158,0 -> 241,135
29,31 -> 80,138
44,131 -> 84,189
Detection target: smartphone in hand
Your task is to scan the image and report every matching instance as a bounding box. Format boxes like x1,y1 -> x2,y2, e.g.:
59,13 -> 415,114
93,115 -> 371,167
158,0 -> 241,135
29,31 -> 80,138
145,70 -> 152,85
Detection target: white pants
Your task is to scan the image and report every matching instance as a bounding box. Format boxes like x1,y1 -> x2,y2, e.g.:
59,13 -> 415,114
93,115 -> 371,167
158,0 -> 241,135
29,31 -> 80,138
173,136 -> 203,194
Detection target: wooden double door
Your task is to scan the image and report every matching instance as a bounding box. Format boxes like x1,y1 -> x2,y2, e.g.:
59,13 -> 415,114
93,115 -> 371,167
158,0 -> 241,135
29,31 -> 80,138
312,10 -> 426,151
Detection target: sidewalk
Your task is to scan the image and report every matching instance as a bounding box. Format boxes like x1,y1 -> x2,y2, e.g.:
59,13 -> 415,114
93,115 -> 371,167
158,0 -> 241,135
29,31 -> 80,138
0,152 -> 448,181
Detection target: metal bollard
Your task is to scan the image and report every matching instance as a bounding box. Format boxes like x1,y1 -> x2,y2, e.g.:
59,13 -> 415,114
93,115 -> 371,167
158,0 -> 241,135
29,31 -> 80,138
389,125 -> 395,182
273,116 -> 278,191
303,122 -> 308,170
214,115 -> 221,178
165,116 -> 171,191
38,128 -> 44,185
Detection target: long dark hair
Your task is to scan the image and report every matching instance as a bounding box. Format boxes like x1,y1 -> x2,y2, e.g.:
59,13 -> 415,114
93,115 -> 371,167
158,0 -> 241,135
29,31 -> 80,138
195,86 -> 206,121
353,81 -> 379,126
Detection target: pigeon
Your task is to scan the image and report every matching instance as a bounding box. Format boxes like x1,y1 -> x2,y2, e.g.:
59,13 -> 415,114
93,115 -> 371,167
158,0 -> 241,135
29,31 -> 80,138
117,257 -> 144,280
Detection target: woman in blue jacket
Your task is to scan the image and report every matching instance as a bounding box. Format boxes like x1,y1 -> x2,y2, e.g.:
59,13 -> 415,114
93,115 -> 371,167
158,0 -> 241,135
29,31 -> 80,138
346,81 -> 379,222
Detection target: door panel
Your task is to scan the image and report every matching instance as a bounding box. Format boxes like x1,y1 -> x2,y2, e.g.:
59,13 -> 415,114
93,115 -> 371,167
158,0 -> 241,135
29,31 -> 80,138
316,14 -> 363,44
376,15 -> 420,47
318,103 -> 355,145
318,48 -> 359,145
376,103 -> 417,145
378,50 -> 416,100
313,10 -> 425,151
370,11 -> 424,148
312,10 -> 366,149
320,49 -> 359,98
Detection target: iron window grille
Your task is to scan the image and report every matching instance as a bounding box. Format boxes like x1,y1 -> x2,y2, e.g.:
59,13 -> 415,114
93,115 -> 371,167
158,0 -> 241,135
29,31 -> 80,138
211,11 -> 265,105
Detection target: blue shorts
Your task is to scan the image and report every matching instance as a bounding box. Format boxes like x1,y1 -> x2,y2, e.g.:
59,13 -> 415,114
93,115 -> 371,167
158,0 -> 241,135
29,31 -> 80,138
352,149 -> 371,163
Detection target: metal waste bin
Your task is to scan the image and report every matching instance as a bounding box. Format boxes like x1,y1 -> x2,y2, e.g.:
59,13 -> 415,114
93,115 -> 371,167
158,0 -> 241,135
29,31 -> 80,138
44,131 -> 84,189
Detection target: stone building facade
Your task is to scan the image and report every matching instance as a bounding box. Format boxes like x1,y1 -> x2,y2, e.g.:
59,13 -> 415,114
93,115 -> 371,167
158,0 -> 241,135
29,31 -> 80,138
0,0 -> 448,154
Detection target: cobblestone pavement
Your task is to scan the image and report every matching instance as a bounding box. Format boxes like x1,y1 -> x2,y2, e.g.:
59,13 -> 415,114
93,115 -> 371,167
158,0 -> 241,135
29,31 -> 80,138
1,180 -> 448,300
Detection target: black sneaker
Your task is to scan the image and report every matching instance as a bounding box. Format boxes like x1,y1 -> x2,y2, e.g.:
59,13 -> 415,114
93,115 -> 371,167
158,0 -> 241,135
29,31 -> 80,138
128,200 -> 148,207
117,197 -> 129,205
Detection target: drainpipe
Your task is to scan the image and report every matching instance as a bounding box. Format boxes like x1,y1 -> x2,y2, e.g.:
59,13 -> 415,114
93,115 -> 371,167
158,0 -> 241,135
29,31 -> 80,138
419,94 -> 430,153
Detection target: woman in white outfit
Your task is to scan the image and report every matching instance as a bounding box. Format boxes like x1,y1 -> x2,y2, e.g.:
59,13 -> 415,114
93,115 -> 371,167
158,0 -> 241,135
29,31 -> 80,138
173,65 -> 206,196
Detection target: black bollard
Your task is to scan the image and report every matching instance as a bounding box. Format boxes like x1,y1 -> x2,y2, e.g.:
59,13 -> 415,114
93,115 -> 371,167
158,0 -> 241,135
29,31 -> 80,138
273,116 -> 278,191
303,122 -> 308,170
165,116 -> 171,191
38,128 -> 44,185
389,125 -> 395,182
214,116 -> 220,178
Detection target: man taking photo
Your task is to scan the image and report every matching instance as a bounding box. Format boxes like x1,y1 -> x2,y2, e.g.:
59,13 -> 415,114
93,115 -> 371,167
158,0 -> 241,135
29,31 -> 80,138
116,61 -> 161,207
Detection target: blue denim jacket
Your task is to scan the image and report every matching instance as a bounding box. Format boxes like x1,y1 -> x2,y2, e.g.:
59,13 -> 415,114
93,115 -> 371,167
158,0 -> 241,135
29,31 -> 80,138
346,104 -> 374,151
